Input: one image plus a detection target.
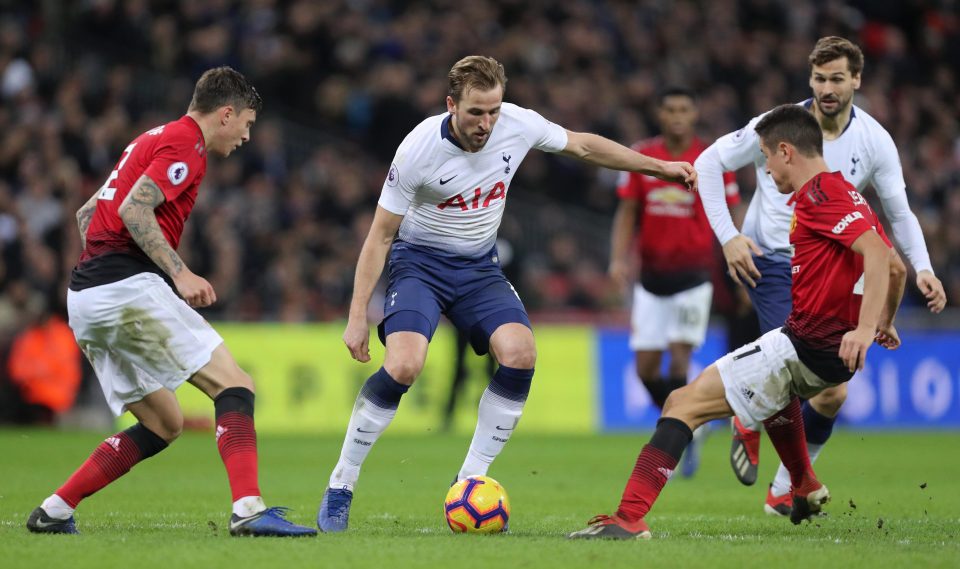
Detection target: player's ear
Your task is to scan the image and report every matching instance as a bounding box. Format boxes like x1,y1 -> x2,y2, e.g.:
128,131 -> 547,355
850,73 -> 861,90
220,105 -> 234,125
446,96 -> 456,114
779,142 -> 791,162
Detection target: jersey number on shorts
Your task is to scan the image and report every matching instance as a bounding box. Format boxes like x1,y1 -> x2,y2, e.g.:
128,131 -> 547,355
732,344 -> 762,361
97,143 -> 137,201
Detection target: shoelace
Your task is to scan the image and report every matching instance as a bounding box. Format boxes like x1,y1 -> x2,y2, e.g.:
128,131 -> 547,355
261,507 -> 294,522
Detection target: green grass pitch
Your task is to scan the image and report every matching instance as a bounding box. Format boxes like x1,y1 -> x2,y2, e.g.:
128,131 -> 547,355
2,428 -> 957,569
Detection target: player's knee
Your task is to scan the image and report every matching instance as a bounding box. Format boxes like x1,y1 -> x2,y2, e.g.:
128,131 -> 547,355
152,413 -> 184,442
662,385 -> 690,415
811,384 -> 847,416
219,362 -> 256,393
497,344 -> 536,369
385,359 -> 423,385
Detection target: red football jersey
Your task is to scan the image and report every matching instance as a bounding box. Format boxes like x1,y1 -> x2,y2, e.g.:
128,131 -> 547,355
784,171 -> 892,379
617,136 -> 739,294
82,115 -> 207,263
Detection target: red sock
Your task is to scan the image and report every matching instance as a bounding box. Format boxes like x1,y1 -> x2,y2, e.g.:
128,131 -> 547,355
615,418 -> 691,522
763,398 -> 819,495
215,388 -> 261,501
56,426 -> 164,507
616,445 -> 679,521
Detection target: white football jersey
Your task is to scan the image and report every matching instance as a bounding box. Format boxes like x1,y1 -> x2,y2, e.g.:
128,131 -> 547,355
700,100 -> 931,272
378,103 -> 568,256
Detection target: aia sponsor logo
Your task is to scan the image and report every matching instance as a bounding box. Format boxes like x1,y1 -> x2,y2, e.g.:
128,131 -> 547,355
438,181 -> 506,211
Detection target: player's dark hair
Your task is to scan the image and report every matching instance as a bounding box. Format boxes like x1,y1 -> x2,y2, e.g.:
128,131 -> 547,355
657,86 -> 696,106
448,55 -> 507,102
189,66 -> 262,114
808,36 -> 864,77
755,104 -> 823,158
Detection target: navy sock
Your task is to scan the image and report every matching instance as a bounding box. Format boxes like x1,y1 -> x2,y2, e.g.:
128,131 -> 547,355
488,365 -> 533,402
802,400 -> 836,445
360,367 -> 409,410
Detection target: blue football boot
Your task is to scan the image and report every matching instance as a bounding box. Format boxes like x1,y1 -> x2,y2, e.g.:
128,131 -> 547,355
317,488 -> 353,533
229,507 -> 317,537
26,507 -> 79,535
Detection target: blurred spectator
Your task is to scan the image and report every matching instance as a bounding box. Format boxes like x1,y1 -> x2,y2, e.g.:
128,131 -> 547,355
0,0 -> 954,335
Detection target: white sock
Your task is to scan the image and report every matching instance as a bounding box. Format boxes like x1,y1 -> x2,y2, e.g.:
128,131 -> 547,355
457,388 -> 524,480
41,494 -> 74,520
328,395 -> 398,491
771,442 -> 826,497
233,495 -> 266,517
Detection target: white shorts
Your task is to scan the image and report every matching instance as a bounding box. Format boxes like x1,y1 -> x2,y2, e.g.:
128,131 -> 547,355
717,328 -> 834,426
67,273 -> 223,416
629,282 -> 712,351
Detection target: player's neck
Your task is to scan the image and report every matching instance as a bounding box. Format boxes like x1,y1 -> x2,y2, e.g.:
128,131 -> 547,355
792,159 -> 830,192
812,104 -> 853,141
186,110 -> 214,146
663,134 -> 692,156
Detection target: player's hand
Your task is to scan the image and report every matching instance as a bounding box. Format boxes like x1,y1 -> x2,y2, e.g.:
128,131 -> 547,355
608,258 -> 630,291
874,323 -> 901,350
722,235 -> 763,288
839,326 -> 875,372
659,161 -> 698,192
174,270 -> 216,308
916,270 -> 946,313
343,316 -> 371,363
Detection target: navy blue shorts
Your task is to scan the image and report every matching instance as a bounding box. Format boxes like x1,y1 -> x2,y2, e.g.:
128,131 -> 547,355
377,240 -> 530,355
746,254 -> 792,334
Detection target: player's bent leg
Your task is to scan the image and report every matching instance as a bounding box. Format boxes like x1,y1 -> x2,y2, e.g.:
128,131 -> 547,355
189,345 -> 316,537
767,384 -> 847,512
569,367 -> 733,540
320,331 -> 425,533
457,323 -> 534,481
666,342 -> 707,478
760,398 -> 830,524
732,257 -> 792,483
28,390 -> 176,535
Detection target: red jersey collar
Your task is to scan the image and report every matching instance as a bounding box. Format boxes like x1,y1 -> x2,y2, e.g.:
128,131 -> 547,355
788,171 -> 841,206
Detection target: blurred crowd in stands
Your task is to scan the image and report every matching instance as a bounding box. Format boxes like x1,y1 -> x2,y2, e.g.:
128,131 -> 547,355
0,1 -> 957,420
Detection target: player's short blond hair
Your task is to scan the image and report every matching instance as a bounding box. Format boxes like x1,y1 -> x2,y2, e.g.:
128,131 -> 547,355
448,56 -> 507,102
808,37 -> 864,77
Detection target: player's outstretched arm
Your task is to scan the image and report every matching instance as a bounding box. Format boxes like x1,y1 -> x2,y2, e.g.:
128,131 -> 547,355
118,174 -> 215,308
870,130 -> 945,313
840,231 -> 892,371
559,131 -> 697,191
343,206 -> 403,363
75,191 -> 100,249
876,249 -> 907,350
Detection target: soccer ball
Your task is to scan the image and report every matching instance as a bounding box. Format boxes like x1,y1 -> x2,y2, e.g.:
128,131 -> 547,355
444,475 -> 510,533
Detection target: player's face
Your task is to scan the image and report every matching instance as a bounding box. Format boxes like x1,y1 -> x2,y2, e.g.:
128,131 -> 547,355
447,86 -> 503,152
657,95 -> 697,139
760,139 -> 793,194
809,57 -> 861,118
216,107 -> 257,157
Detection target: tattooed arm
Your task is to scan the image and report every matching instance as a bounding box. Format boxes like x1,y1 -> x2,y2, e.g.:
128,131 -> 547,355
118,174 -> 216,307
76,192 -> 100,249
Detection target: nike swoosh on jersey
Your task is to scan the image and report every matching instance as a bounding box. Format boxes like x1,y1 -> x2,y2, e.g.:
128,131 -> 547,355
439,175 -> 458,185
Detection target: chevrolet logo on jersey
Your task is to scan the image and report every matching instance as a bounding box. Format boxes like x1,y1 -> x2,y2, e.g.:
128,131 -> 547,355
648,187 -> 694,205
